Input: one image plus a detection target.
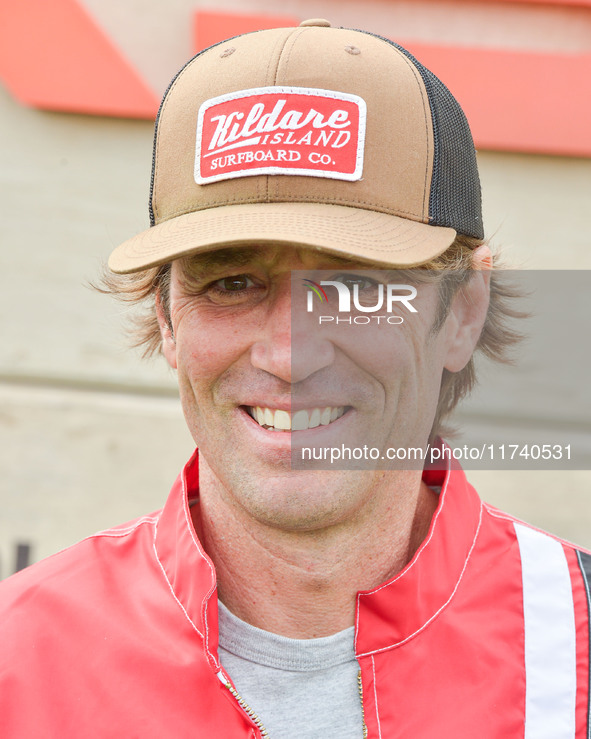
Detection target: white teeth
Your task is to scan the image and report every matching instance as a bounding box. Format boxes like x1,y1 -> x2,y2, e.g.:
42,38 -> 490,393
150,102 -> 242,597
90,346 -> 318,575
274,409 -> 291,430
248,406 -> 346,432
308,408 -> 320,428
291,410 -> 309,431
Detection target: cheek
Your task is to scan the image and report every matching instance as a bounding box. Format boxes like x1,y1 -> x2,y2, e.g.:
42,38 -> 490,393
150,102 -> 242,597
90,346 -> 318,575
340,288 -> 441,370
173,308 -> 248,379
172,318 -> 251,442
347,315 -> 440,388
175,345 -> 235,408
374,319 -> 448,437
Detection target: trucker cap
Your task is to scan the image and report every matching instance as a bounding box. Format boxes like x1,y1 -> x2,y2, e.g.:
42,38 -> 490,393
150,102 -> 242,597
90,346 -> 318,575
108,19 -> 483,274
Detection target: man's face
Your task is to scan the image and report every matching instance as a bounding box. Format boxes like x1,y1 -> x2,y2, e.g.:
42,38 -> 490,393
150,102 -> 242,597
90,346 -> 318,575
158,244 -> 484,532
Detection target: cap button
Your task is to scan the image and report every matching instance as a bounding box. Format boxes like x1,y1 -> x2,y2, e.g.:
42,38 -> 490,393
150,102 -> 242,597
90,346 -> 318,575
299,19 -> 331,27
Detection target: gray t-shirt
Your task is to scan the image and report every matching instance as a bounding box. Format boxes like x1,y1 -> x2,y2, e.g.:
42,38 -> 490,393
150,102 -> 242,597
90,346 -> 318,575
218,600 -> 365,738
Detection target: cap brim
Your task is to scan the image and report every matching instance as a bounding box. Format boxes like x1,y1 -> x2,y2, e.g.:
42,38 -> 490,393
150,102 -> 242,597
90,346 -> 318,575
108,202 -> 456,274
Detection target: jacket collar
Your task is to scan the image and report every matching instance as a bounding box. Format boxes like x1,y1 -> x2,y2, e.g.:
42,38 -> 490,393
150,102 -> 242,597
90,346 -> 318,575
155,449 -> 483,662
354,459 -> 483,656
154,450 -> 220,669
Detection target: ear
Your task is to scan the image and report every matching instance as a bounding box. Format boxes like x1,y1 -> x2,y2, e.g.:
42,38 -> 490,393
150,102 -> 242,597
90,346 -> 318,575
443,245 -> 492,372
156,291 -> 177,370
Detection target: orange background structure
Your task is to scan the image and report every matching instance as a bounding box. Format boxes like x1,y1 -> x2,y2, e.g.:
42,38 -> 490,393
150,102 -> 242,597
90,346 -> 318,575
0,0 -> 159,118
0,0 -> 589,156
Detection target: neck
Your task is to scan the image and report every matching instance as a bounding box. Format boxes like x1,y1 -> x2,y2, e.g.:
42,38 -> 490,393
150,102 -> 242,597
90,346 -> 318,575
193,461 -> 439,639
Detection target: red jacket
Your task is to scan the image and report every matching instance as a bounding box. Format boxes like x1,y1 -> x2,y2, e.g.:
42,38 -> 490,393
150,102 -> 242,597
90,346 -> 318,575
1,450 -> 590,737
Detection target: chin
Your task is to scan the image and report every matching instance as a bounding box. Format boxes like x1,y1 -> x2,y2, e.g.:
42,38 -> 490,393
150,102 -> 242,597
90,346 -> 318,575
229,469 -> 372,533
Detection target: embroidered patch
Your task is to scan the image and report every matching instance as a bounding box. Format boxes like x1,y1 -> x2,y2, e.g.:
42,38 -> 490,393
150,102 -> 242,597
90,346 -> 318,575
194,86 -> 366,185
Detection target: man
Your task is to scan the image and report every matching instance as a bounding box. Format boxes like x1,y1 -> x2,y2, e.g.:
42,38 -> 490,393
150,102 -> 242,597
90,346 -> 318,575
1,20 -> 589,738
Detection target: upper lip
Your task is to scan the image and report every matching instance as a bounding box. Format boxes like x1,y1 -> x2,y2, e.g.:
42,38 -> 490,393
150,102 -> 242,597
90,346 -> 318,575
240,401 -> 350,412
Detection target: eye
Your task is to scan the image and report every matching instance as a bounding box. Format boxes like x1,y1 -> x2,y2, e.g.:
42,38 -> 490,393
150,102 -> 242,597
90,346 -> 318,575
215,275 -> 255,292
332,273 -> 380,291
205,273 -> 267,305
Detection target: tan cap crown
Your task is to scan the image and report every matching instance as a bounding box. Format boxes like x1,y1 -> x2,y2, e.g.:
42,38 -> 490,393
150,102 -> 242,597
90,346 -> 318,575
109,21 -> 482,273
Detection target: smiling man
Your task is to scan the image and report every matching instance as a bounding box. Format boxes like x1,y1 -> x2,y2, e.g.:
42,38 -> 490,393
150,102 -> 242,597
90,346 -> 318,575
2,19 -> 590,739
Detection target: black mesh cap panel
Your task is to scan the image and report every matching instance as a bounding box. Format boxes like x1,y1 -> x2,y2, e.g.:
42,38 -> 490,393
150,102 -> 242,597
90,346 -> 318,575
360,32 -> 484,240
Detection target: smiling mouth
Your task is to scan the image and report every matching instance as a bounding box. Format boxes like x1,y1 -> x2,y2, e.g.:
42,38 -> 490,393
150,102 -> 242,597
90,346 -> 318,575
245,406 -> 347,432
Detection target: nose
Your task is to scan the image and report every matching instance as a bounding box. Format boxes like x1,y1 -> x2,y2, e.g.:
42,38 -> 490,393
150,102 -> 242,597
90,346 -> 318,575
250,278 -> 335,384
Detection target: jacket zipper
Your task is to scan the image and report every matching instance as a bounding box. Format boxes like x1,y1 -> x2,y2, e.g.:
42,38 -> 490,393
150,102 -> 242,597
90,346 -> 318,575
358,668 -> 369,738
217,668 -> 369,737
218,670 -> 270,737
